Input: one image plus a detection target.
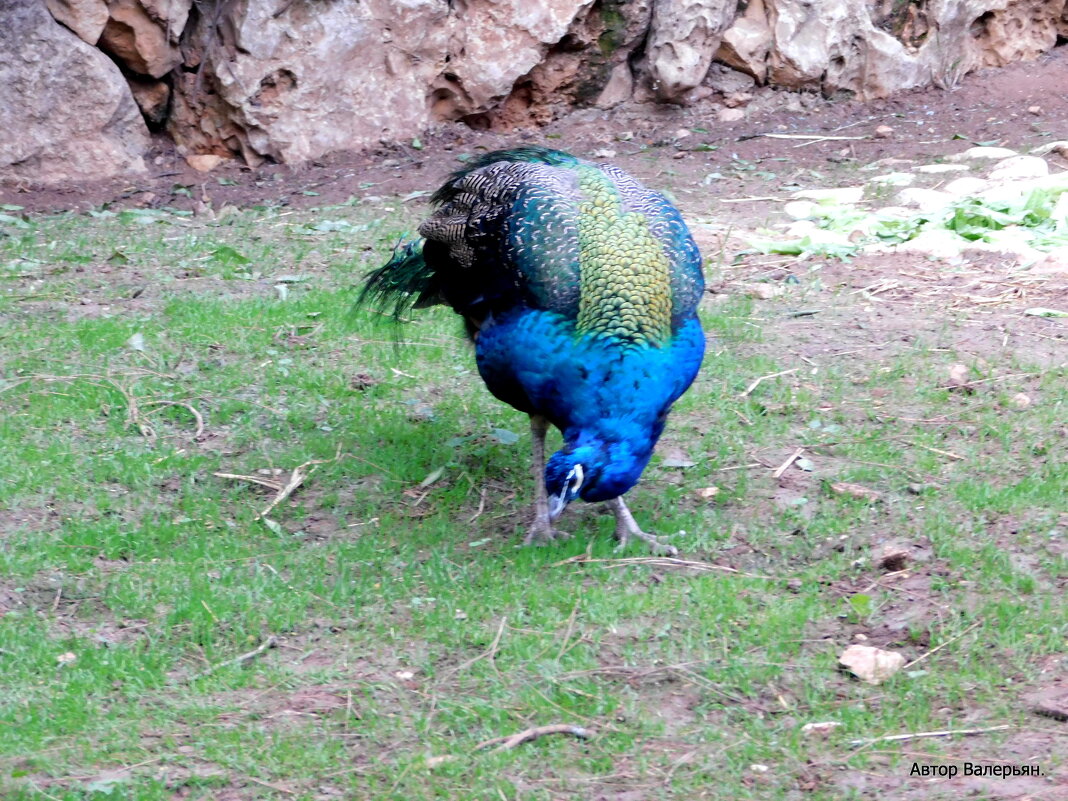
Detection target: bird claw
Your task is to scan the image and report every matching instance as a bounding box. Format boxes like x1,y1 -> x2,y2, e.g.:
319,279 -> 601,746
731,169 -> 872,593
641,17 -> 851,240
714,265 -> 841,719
614,528 -> 678,557
609,496 -> 678,556
524,521 -> 571,545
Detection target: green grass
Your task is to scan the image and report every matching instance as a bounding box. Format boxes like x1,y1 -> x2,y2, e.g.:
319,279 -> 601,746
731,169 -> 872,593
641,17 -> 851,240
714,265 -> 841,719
0,198 -> 1064,800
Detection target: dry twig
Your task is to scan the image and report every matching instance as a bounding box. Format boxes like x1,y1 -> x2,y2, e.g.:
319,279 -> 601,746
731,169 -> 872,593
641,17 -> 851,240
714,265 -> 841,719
551,554 -> 774,580
442,617 -> 507,680
848,724 -> 1011,748
903,619 -> 983,669
190,636 -> 277,681
740,368 -> 799,398
214,450 -> 341,518
474,724 -> 594,752
771,448 -> 804,479
141,400 -> 205,438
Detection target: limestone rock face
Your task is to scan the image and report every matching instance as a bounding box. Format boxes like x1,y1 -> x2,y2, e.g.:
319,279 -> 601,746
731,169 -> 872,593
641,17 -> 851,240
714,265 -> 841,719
8,0 -> 1068,180
761,0 -> 1048,99
44,0 -> 109,44
98,0 -> 191,78
716,0 -> 772,82
443,0 -> 598,117
976,0 -> 1067,67
644,0 -> 738,101
170,0 -> 604,162
0,0 -> 149,183
170,0 -> 453,164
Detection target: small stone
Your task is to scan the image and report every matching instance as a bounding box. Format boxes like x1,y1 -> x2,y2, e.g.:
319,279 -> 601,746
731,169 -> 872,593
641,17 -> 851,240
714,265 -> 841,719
897,187 -> 951,213
875,543 -> 910,571
57,651 -> 77,665
873,125 -> 894,139
722,91 -> 753,108
948,146 -> 1018,161
829,482 -> 882,502
947,363 -> 970,389
943,176 -> 988,197
749,764 -> 770,773
695,486 -> 720,500
1010,393 -> 1031,409
987,155 -> 1049,182
187,154 -> 225,172
795,187 -> 865,204
739,283 -> 783,300
914,163 -> 970,174
838,644 -> 906,685
1028,686 -> 1068,721
801,721 -> 842,738
717,107 -> 745,123
871,172 -> 914,186
1027,105 -> 1042,115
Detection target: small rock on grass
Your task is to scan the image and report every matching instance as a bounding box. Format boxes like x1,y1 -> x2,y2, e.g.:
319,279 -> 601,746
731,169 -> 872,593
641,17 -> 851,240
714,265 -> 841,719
875,542 -> 910,571
829,482 -> 882,502
839,644 -> 906,685
738,282 -> 784,300
947,363 -> 970,390
1009,393 -> 1031,410
1027,686 -> 1068,721
801,721 -> 843,738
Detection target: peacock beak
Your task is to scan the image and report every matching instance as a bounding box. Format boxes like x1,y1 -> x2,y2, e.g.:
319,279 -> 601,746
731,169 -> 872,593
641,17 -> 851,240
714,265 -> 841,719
548,491 -> 568,520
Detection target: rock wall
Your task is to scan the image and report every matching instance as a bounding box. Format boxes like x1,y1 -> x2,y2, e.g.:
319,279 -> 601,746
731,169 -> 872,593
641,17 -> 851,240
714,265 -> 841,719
2,0 -> 1067,183
0,0 -> 150,183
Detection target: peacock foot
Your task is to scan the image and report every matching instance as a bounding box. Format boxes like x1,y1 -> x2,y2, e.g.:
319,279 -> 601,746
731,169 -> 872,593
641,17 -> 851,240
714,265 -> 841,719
609,496 -> 678,557
523,517 -> 571,546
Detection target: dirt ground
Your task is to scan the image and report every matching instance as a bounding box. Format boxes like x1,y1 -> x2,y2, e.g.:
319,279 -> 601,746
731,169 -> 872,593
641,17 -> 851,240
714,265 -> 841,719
4,45 -> 1066,801
5,41 -> 1068,361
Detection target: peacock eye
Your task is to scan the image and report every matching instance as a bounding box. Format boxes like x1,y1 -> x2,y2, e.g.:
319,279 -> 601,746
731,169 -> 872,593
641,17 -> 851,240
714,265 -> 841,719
568,464 -> 584,494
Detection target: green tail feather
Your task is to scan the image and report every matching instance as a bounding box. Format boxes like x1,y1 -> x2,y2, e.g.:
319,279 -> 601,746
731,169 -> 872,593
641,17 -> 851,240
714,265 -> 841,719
351,238 -> 438,322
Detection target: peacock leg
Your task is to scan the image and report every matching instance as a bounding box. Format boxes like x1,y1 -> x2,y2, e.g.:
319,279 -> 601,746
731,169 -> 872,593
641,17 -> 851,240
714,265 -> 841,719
609,496 -> 677,556
524,414 -> 569,544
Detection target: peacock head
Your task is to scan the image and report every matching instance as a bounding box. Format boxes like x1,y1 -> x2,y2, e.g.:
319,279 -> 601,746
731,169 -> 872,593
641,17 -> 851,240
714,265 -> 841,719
545,439 -> 651,519
545,446 -> 594,519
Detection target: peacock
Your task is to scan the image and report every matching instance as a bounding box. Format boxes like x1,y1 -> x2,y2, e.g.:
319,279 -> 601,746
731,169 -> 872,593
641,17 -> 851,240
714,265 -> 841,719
356,147 -> 705,555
